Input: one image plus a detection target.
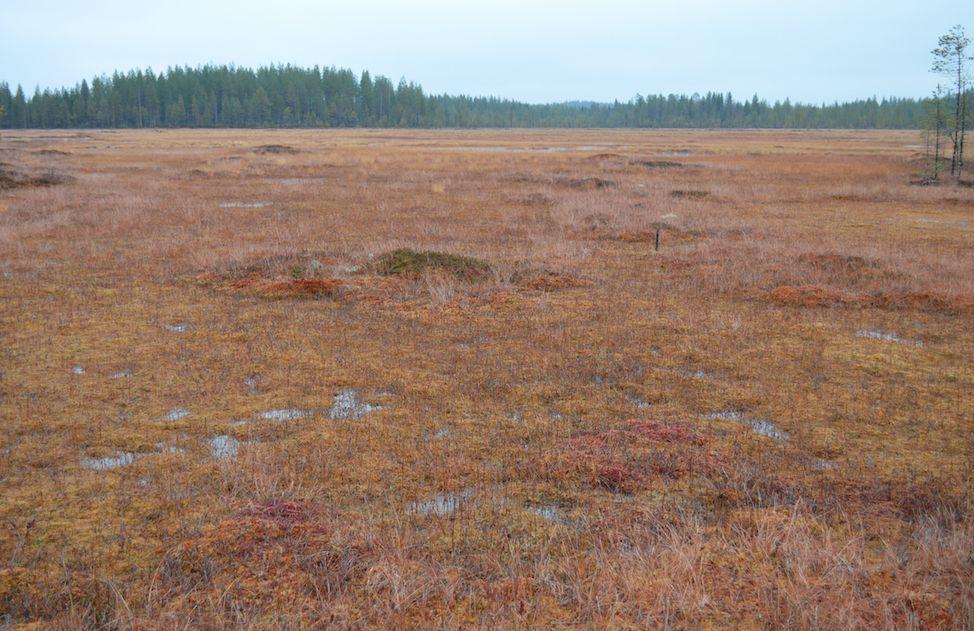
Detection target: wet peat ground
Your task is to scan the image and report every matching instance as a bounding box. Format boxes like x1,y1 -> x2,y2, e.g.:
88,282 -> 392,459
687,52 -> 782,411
0,129 -> 972,628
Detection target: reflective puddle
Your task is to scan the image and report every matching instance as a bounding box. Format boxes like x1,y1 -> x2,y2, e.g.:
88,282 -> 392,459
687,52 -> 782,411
164,408 -> 190,421
527,503 -> 569,524
219,201 -> 271,208
81,452 -> 138,471
207,435 -> 241,460
154,440 -> 187,454
427,427 -> 451,440
327,389 -> 381,420
810,458 -> 837,471
406,489 -> 474,516
244,374 -> 262,393
746,419 -> 790,441
276,178 -> 326,185
706,410 -> 744,421
626,394 -> 650,409
258,408 -> 310,422
705,410 -> 790,442
857,330 -> 923,347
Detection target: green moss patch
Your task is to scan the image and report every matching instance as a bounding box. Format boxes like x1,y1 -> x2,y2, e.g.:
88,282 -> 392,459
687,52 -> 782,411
371,248 -> 491,281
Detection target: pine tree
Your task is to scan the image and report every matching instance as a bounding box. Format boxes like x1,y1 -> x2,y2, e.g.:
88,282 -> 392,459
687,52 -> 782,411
932,25 -> 972,178
923,85 -> 948,182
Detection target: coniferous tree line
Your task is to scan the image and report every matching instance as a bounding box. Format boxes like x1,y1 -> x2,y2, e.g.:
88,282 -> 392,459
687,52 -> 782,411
0,64 -> 935,130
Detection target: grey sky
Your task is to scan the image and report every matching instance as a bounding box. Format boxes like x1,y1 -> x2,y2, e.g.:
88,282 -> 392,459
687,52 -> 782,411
2,0 -> 972,104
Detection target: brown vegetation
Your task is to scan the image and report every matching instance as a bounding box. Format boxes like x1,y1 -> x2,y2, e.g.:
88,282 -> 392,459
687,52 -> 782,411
670,189 -> 711,199
0,164 -> 73,189
631,159 -> 685,168
252,144 -> 300,155
768,285 -> 974,314
222,276 -> 342,298
0,128 -> 972,628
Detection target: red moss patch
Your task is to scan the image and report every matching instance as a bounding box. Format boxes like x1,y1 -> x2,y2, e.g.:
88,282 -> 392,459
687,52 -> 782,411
768,285 -> 855,308
797,252 -> 873,273
240,498 -> 321,525
563,419 -> 719,492
203,499 -> 329,559
595,463 -> 642,493
767,285 -> 974,314
520,271 -> 584,291
216,276 -> 342,298
626,420 -> 707,445
868,291 -> 974,315
569,421 -> 706,452
482,576 -> 537,603
566,429 -> 629,452
615,230 -> 658,243
612,224 -> 699,245
168,499 -> 372,613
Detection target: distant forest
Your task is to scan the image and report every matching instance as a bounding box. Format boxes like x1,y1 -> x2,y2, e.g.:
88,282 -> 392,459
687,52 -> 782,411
0,64 -> 929,129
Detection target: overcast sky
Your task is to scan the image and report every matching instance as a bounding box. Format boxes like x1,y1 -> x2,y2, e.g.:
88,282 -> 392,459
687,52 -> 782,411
2,0 -> 972,104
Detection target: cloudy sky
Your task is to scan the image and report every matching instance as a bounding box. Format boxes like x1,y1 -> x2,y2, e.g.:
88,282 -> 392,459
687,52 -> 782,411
2,0 -> 972,103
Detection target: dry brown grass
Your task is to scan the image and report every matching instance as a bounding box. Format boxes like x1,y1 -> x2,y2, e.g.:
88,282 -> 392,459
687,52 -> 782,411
0,128 -> 972,628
